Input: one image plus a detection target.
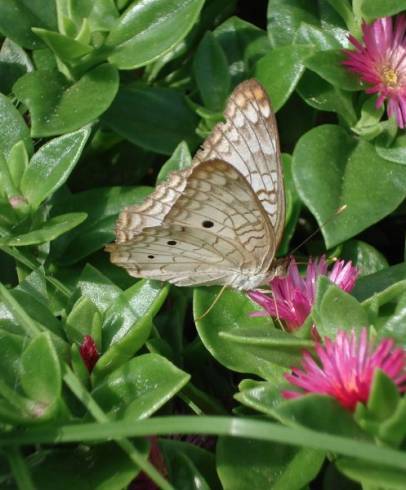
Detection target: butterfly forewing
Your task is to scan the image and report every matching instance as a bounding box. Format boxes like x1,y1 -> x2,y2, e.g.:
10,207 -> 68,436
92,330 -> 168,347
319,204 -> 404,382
108,79 -> 285,290
193,79 -> 285,244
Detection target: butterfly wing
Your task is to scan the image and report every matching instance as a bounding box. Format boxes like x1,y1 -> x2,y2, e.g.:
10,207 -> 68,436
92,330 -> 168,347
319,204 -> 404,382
107,159 -> 276,289
193,79 -> 285,245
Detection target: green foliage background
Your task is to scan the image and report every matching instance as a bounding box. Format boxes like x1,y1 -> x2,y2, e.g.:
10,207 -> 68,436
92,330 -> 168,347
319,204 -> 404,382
0,0 -> 405,489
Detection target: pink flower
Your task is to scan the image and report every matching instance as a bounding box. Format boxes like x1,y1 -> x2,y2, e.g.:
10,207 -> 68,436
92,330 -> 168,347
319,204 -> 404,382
283,329 -> 406,411
79,335 -> 99,373
343,15 -> 406,128
248,256 -> 358,331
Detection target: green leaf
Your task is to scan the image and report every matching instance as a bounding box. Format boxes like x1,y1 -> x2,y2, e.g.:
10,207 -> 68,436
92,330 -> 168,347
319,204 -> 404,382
92,353 -> 190,419
50,186 -> 152,264
76,264 -> 122,313
267,0 -> 319,47
367,370 -> 400,421
376,133 -> 406,165
103,86 -> 200,155
164,450 -> 211,490
193,32 -> 230,112
316,282 -> 368,337
297,70 -> 357,125
7,140 -> 29,191
25,442 -> 148,490
336,458 -> 406,490
32,28 -> 93,61
341,240 -> 388,276
0,213 -> 87,246
194,287 -> 294,380
160,439 -> 221,490
0,330 -> 24,388
94,280 -> 169,376
217,436 -> 324,490
292,125 -> 406,248
20,333 -> 61,404
65,296 -> 103,345
0,38 -> 33,95
353,263 -> 406,302
359,0 -> 406,21
20,126 -> 91,208
255,45 -> 313,112
156,141 -> 192,184
0,93 -> 32,159
214,16 -> 271,85
295,22 -> 349,50
13,64 -> 119,136
0,0 -> 57,49
107,0 -> 205,69
304,49 -> 361,91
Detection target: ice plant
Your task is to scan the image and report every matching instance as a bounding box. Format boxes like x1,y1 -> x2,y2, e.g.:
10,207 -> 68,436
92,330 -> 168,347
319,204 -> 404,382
79,335 -> 100,373
283,329 -> 406,411
343,15 -> 406,128
248,256 -> 358,331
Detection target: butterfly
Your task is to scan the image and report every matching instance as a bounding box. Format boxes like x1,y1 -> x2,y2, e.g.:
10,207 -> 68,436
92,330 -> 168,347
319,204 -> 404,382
106,79 -> 287,290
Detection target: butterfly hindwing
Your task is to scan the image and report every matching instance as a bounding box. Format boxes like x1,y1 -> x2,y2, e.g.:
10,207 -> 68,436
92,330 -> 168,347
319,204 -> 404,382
108,160 -> 276,288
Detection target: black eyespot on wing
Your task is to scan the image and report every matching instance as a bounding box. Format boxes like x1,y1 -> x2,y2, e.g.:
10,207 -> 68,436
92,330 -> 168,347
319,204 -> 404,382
167,240 -> 177,245
202,220 -> 214,228
148,255 -> 154,259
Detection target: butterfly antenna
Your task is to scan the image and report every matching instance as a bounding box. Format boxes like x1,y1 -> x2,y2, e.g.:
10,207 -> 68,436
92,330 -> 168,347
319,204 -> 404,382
289,204 -> 347,257
195,284 -> 228,321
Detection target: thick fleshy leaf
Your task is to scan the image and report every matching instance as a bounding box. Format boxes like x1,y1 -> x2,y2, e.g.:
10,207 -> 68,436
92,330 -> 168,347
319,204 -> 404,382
315,282 -> 368,337
32,28 -> 93,61
0,93 -> 32,159
193,32 -> 230,112
267,0 -> 319,47
107,0 -> 205,69
341,240 -> 388,276
376,134 -> 406,165
217,437 -> 324,490
0,0 -> 57,49
358,0 -> 406,20
103,86 -> 200,155
160,439 -> 221,490
353,264 -> 406,302
0,213 -> 87,246
292,125 -> 406,248
21,126 -> 91,208
25,442 -> 148,490
76,264 -> 122,313
156,141 -> 192,184
255,45 -> 314,111
92,353 -> 190,419
194,287 -> 301,380
0,38 -> 33,95
214,17 -> 270,85
50,186 -> 152,264
336,458 -> 406,490
94,280 -> 169,376
297,71 -> 357,125
65,296 -> 103,345
304,49 -> 361,91
20,333 -> 61,404
13,64 -> 119,136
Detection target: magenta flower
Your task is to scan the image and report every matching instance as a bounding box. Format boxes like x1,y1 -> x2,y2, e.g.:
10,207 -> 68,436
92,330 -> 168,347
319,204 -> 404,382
343,15 -> 406,128
283,329 -> 406,411
79,335 -> 100,373
248,256 -> 358,331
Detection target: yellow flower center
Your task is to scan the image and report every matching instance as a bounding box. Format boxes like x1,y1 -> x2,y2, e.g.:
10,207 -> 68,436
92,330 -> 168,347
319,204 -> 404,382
382,66 -> 398,87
